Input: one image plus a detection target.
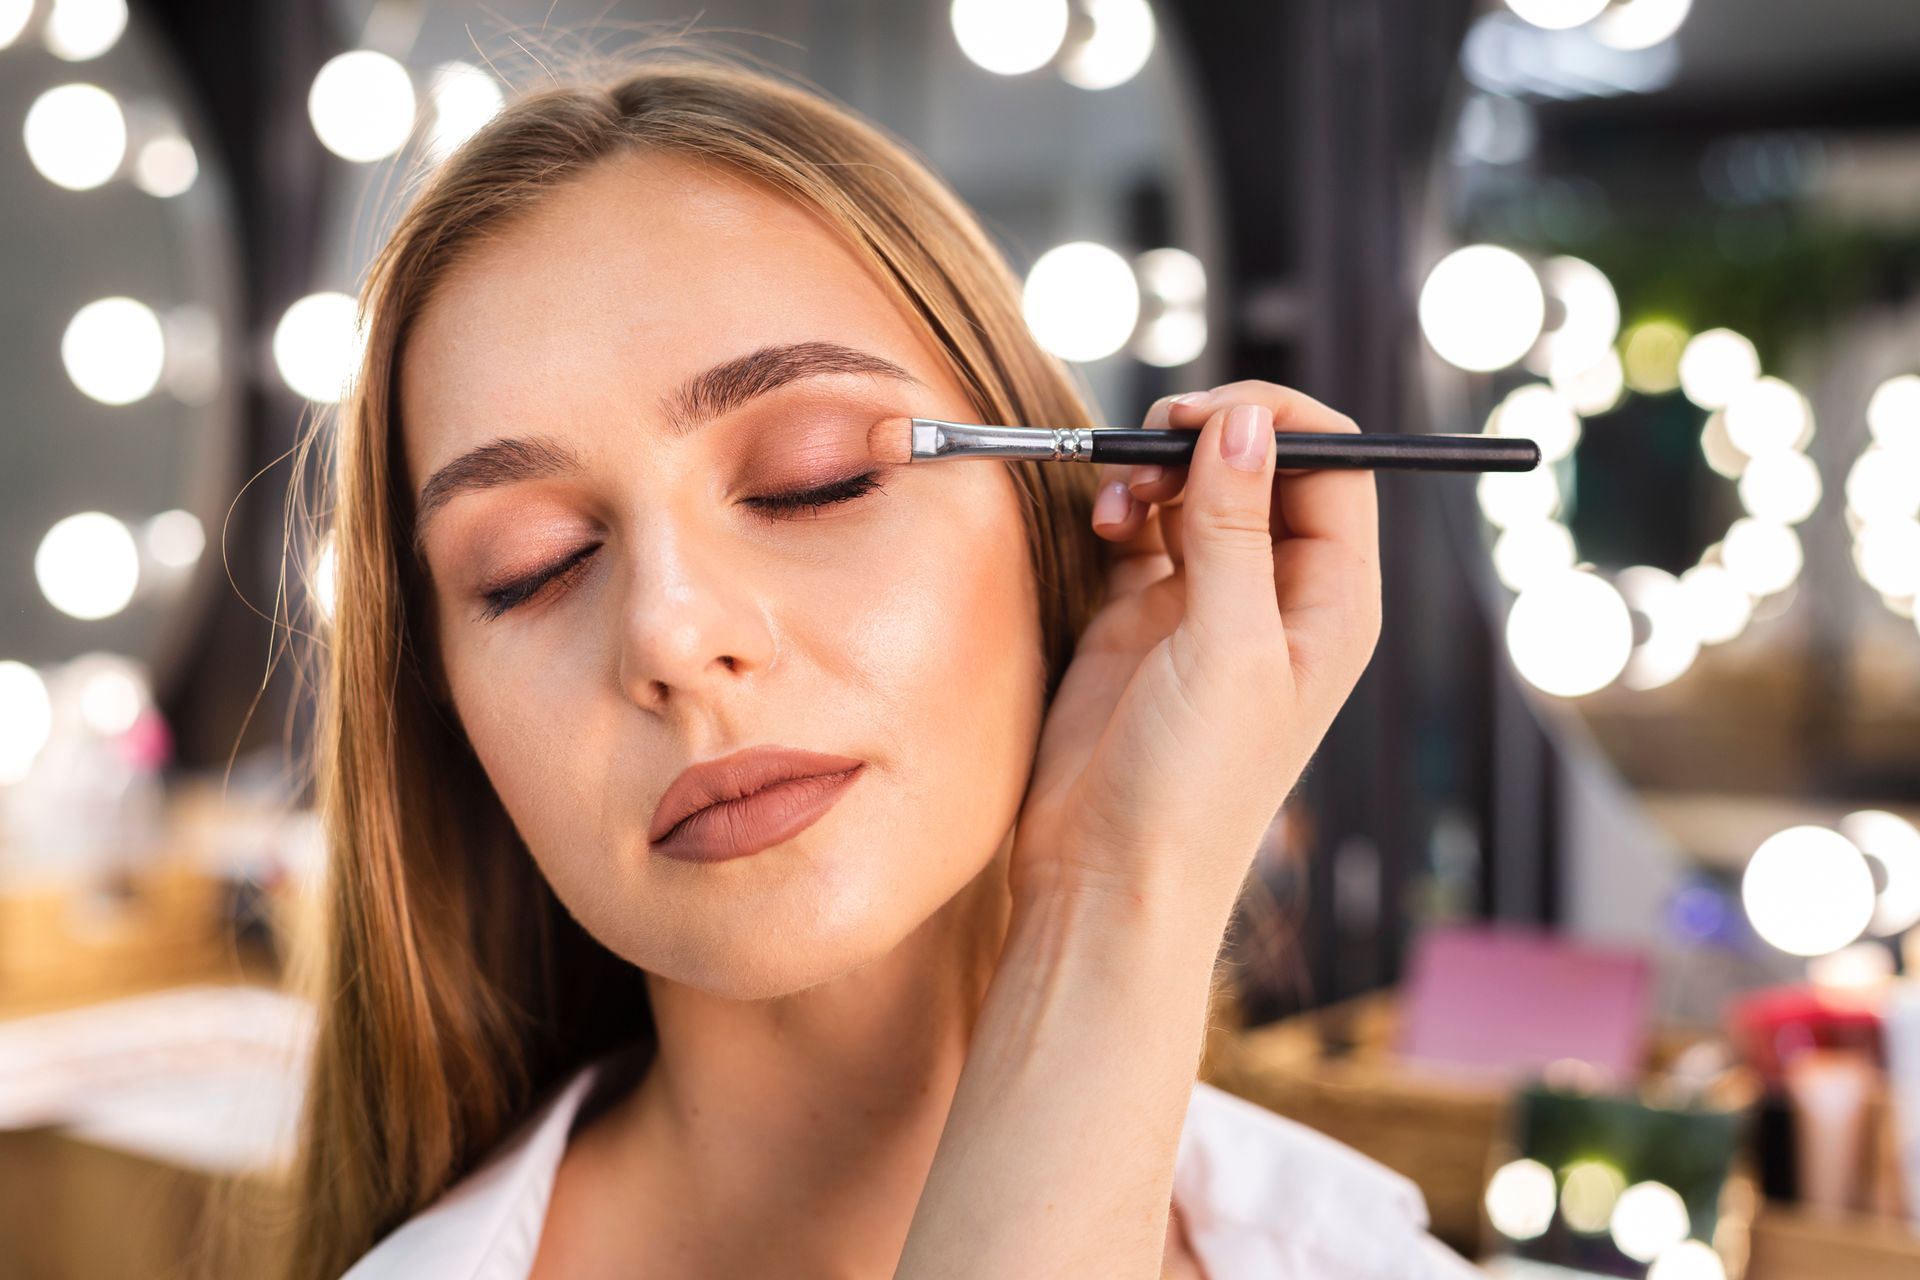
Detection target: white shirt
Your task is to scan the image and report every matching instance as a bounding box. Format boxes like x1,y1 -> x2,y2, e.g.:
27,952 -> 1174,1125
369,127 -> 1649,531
344,1059 -> 1483,1279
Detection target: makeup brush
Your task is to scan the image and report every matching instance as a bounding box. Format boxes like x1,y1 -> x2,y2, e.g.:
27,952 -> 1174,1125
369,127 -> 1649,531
867,417 -> 1539,472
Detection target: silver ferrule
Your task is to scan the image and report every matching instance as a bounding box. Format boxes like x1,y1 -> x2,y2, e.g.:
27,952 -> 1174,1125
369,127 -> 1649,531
909,419 -> 1097,462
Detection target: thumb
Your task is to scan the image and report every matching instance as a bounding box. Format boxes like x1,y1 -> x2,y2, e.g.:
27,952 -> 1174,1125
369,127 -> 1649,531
1179,401 -> 1281,653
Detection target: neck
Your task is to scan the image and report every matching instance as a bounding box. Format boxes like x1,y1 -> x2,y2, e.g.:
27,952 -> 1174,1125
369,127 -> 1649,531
605,836 -> 1018,1275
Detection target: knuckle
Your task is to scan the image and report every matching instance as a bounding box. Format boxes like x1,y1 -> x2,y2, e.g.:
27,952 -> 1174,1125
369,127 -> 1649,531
1189,502 -> 1274,546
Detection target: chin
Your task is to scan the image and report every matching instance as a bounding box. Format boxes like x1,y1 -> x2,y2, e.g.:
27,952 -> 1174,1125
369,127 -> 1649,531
592,852 -> 941,1002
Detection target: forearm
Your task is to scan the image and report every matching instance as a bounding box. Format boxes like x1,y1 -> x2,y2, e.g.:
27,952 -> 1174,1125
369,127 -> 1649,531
895,883 -> 1231,1279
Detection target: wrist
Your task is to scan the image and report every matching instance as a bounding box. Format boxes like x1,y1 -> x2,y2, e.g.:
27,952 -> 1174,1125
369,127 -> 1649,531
1005,863 -> 1231,979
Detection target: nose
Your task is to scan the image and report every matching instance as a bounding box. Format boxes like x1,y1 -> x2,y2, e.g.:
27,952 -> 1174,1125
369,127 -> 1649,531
616,514 -> 774,713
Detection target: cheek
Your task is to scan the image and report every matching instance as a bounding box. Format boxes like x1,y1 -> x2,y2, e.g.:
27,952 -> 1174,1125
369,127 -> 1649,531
437,621 -> 603,864
800,466 -> 1044,850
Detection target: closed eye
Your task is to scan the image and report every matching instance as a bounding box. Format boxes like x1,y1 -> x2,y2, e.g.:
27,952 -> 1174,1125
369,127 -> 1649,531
478,542 -> 599,621
475,471 -> 887,621
741,470 -> 885,516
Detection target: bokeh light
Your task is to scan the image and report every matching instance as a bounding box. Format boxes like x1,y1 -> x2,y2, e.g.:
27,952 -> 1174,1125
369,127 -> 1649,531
1507,569 -> 1634,697
43,0 -> 126,61
1677,563 -> 1752,646
951,0 -> 1070,75
1838,810 -> 1920,937
1621,319 -> 1688,394
1490,383 -> 1582,464
72,652 -> 148,736
1477,466 -> 1562,529
62,297 -> 165,406
0,661 -> 54,785
1486,1158 -> 1557,1240
1537,256 -> 1620,372
24,82 -> 126,190
1808,941 -> 1896,995
1699,411 -> 1748,479
1059,0 -> 1156,90
1742,825 -> 1876,957
1560,1159 -> 1626,1234
1493,518 -> 1577,592
273,292 -> 363,404
1737,449 -> 1822,524
308,50 -> 416,162
1845,448 -> 1920,524
0,0 -> 32,50
1609,1181 -> 1691,1263
425,61 -> 505,161
133,132 -> 197,197
1419,245 -> 1544,372
1724,375 -> 1811,456
143,509 -> 205,570
35,512 -> 141,621
1022,242 -> 1139,362
1504,0 -> 1609,31
1592,0 -> 1694,50
1550,347 -> 1625,416
1619,565 -> 1701,690
1648,1240 -> 1727,1280
1719,517 -> 1802,597
1132,247 -> 1206,367
1866,373 -> 1920,455
312,532 -> 340,623
1853,519 -> 1920,597
1678,328 -> 1759,410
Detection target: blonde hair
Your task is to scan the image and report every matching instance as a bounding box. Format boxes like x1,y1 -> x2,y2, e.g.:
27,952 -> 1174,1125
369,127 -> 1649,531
252,52 -> 1112,1280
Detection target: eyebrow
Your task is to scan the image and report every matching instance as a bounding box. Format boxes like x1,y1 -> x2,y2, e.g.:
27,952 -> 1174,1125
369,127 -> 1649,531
410,340 -> 918,562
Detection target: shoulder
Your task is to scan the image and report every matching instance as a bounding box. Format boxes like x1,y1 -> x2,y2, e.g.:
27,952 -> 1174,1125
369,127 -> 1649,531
1175,1081 -> 1485,1279
340,1065 -> 602,1280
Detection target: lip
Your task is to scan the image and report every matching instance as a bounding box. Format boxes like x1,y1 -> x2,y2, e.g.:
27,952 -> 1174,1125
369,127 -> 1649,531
648,746 -> 866,863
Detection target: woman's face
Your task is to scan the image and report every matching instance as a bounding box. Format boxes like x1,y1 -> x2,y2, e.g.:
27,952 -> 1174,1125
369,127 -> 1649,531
401,152 -> 1045,999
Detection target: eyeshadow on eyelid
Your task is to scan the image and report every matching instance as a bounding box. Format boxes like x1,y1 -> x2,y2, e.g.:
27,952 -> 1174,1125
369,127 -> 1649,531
748,423 -> 874,473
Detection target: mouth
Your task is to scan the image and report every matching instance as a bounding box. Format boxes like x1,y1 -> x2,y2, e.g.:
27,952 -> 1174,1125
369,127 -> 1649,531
649,746 -> 867,864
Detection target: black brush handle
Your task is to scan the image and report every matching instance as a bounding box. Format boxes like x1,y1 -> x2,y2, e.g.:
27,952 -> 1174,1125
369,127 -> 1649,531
1089,429 -> 1539,472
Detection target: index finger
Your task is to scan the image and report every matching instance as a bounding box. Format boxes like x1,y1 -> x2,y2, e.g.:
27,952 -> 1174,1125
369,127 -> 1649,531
1167,381 -> 1378,561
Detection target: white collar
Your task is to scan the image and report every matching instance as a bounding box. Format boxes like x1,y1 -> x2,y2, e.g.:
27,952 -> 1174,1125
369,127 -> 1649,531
345,1062 -> 1477,1279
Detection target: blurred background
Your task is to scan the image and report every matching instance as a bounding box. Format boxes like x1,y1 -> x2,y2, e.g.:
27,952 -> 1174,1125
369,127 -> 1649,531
1,0 -> 1917,1276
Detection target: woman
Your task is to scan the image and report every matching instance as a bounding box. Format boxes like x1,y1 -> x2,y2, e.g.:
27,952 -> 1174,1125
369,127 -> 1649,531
283,52 -> 1473,1279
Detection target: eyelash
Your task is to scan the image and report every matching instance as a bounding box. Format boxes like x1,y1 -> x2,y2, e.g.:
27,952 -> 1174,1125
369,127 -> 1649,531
477,471 -> 886,621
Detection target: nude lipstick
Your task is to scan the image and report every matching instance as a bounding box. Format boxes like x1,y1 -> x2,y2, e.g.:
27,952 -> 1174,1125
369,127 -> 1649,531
649,746 -> 865,863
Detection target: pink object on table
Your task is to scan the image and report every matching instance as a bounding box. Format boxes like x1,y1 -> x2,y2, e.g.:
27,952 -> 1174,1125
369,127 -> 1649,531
1395,924 -> 1652,1085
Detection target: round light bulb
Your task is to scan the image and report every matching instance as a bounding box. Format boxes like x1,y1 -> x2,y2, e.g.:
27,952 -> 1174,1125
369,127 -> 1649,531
1506,569 -> 1633,697
309,50 -> 416,162
35,511 -> 141,620
1419,245 -> 1544,373
951,0 -> 1070,75
273,292 -> 363,404
1485,1158 -> 1557,1241
1609,1181 -> 1691,1263
1022,242 -> 1140,363
1742,825 -> 1876,958
1678,328 -> 1759,410
24,82 -> 126,190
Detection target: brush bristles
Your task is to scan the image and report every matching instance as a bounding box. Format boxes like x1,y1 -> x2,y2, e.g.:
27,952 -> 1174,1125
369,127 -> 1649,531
867,415 -> 916,465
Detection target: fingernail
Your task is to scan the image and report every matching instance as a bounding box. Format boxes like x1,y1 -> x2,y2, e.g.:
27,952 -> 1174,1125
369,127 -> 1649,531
1092,480 -> 1131,526
1222,404 -> 1272,472
1129,465 -> 1165,489
1170,391 -> 1211,408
